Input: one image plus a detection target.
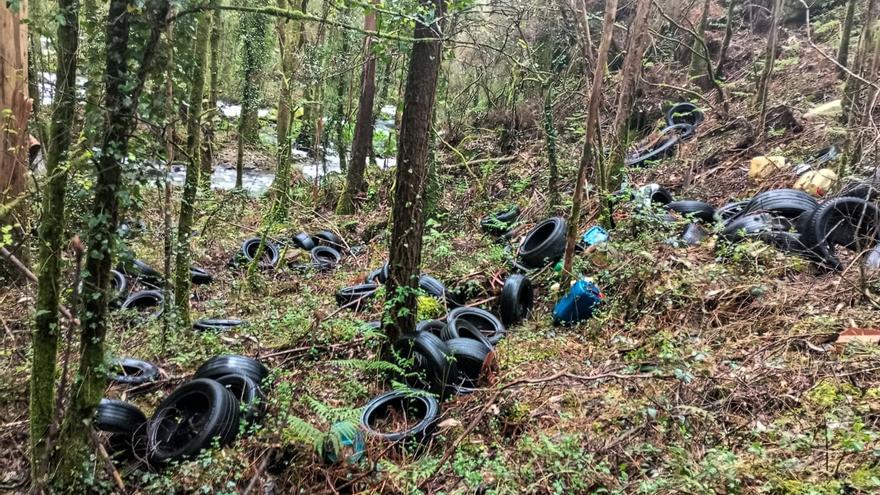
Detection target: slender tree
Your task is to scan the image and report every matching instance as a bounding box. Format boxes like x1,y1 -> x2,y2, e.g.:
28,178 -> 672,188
201,7 -> 222,186
559,0 -> 617,288
235,5 -> 269,188
756,0 -> 783,137
29,0 -> 78,485
838,0 -> 857,78
174,7 -> 214,328
337,1 -> 380,214
273,0 -> 300,217
81,0 -> 104,145
384,0 -> 446,341
716,0 -> 737,79
56,1 -> 171,483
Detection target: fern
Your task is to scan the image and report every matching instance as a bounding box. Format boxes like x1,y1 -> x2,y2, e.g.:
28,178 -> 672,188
330,358 -> 407,375
304,395 -> 362,424
280,415 -> 324,453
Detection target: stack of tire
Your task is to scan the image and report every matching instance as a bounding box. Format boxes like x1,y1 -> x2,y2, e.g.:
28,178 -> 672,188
336,263 -> 458,311
626,102 -> 704,168
644,184 -> 880,271
233,230 -> 345,271
95,355 -> 268,464
115,257 -> 213,320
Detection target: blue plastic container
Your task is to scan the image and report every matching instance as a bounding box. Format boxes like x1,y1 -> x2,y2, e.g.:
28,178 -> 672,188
581,226 -> 609,246
323,422 -> 365,464
552,280 -> 603,326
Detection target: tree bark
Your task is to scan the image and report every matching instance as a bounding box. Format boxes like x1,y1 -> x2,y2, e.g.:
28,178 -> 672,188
201,8 -> 221,187
690,0 -> 712,88
384,0 -> 446,342
236,5 -> 269,186
838,0 -> 858,78
337,1 -> 379,214
543,82 -> 560,210
559,0 -> 617,288
174,8 -> 213,329
81,0 -> 104,146
756,0 -> 783,137
273,0 -> 297,217
56,1 -> 170,484
29,0 -> 78,485
715,0 -> 736,79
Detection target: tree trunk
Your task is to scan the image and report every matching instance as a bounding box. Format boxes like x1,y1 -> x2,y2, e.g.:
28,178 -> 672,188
715,0 -> 736,79
838,0 -> 857,78
29,0 -> 77,485
236,6 -> 269,186
201,11 -> 221,187
0,0 -> 30,274
81,0 -> 104,146
273,0 -> 297,217
690,0 -> 712,88
559,0 -> 617,288
756,0 -> 783,137
174,8 -> 213,329
56,1 -> 170,485
384,0 -> 446,342
543,82 -> 560,210
333,32 -> 351,173
843,0 -> 878,123
337,2 -> 379,214
604,0 -> 651,195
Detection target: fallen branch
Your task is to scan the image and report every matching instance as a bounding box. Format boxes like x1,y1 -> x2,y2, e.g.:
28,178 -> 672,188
1,246 -> 75,321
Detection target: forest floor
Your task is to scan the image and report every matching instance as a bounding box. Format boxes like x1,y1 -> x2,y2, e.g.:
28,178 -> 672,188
2,3 -> 880,494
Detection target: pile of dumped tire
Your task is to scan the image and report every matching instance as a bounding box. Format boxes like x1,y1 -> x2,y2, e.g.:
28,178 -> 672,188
335,264 -> 534,446
95,355 -> 268,464
231,230 -> 346,271
627,182 -> 880,270
626,102 -> 705,168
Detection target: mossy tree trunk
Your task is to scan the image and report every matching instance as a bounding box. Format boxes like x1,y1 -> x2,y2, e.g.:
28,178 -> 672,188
201,8 -> 221,188
716,0 -> 737,79
559,0 -> 617,288
174,7 -> 213,329
384,0 -> 446,342
29,0 -> 78,485
337,1 -> 379,215
55,1 -> 170,485
838,0 -> 857,78
333,30 -> 352,173
755,0 -> 783,137
235,5 -> 269,187
81,0 -> 104,146
273,0 -> 298,218
542,81 -> 560,210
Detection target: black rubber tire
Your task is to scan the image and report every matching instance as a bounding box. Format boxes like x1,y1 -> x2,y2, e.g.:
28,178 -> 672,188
499,274 -> 533,326
236,238 -> 281,268
800,197 -> 880,270
415,319 -> 446,338
146,378 -> 241,463
665,200 -> 716,223
214,374 -> 266,426
365,262 -> 390,284
440,318 -> 493,351
666,102 -> 705,127
721,213 -> 792,242
760,231 -> 809,255
194,355 -> 269,386
714,200 -> 750,222
95,399 -> 148,457
626,134 -> 680,167
118,259 -> 164,286
519,217 -> 568,269
480,207 -> 520,237
660,122 -> 696,140
109,357 -> 160,385
445,338 -> 494,389
360,390 -> 439,443
741,189 -> 819,221
291,232 -> 316,251
837,181 -> 880,202
645,184 -> 675,205
193,319 -> 246,332
190,266 -> 213,285
447,307 -> 506,345
336,283 -> 379,309
418,274 -> 457,307
310,246 -> 342,271
804,145 -> 839,167
120,290 -> 164,318
313,230 -> 344,250
392,332 -> 458,397
109,270 -> 128,306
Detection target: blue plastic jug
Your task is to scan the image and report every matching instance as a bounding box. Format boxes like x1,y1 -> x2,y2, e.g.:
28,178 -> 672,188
581,226 -> 609,246
552,279 -> 603,326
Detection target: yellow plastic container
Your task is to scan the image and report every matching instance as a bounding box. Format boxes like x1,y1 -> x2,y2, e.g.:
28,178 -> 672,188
794,168 -> 837,197
749,156 -> 788,180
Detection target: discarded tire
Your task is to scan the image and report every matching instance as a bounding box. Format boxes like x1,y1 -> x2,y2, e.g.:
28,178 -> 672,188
741,189 -> 819,220
109,357 -> 160,385
721,214 -> 792,242
666,102 -> 704,127
626,133 -> 680,167
800,197 -> 880,270
714,200 -> 750,222
760,231 -> 809,255
519,217 -> 567,269
146,378 -> 241,463
314,230 -> 344,250
120,290 -> 164,318
291,232 -> 316,251
418,274 -> 456,307
500,274 -> 533,326
194,355 -> 269,386
95,399 -> 148,457
837,181 -> 880,202
193,319 -> 246,332
235,238 -> 281,268
311,246 -> 342,270
190,266 -> 213,285
481,207 -> 519,237
392,332 -> 458,397
445,338 -> 495,390
214,374 -> 266,426
441,318 -> 493,351
119,259 -> 164,286
360,390 -> 439,443
109,269 -> 128,306
336,283 -> 379,309
365,262 -> 390,285
415,319 -> 446,337
447,307 -> 506,345
665,200 -> 716,223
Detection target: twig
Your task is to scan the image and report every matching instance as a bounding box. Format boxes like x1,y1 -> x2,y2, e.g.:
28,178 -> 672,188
0,246 -> 75,321
91,429 -> 125,491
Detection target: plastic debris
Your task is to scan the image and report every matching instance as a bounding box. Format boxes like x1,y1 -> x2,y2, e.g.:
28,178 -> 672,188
581,226 -> 609,246
794,168 -> 837,197
749,156 -> 788,180
552,279 -> 603,326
